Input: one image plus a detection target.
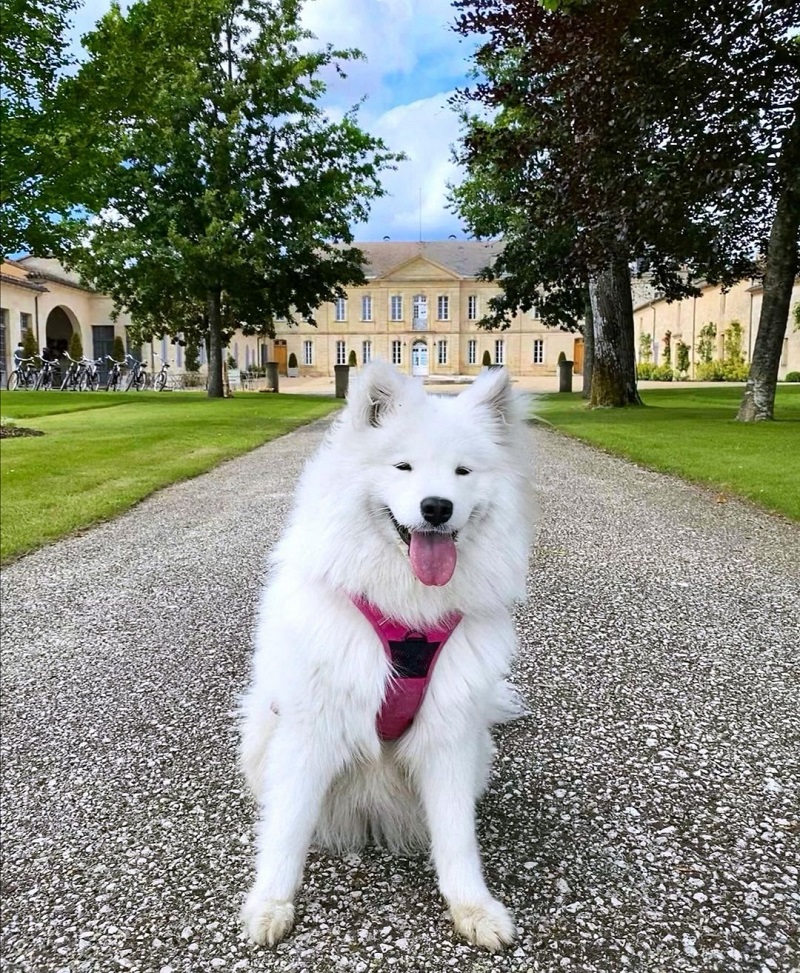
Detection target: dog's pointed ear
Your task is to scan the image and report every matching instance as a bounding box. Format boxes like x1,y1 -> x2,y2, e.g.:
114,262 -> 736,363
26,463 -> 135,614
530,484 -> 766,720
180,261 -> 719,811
462,367 -> 525,438
347,361 -> 410,428
464,366 -> 513,420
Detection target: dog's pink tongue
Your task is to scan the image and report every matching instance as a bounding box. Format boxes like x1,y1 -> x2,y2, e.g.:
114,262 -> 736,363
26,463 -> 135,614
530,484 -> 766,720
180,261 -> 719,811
409,532 -> 457,586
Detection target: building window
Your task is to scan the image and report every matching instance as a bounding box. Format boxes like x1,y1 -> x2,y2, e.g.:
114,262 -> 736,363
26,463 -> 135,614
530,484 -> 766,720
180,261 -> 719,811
437,295 -> 450,321
20,312 -> 33,336
437,339 -> 448,365
533,338 -> 544,364
467,295 -> 478,321
334,298 -> 347,322
467,338 -> 477,365
412,294 -> 427,330
494,339 -> 505,365
336,340 -> 346,365
303,340 -> 314,366
362,339 -> 372,365
361,295 -> 373,321
391,340 -> 402,365
390,295 -> 403,321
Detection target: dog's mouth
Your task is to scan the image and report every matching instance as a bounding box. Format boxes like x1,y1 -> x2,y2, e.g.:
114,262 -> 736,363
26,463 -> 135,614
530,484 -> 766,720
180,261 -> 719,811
389,514 -> 458,587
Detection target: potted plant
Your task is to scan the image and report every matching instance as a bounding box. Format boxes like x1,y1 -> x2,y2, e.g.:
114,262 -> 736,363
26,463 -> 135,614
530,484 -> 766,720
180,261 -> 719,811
287,351 -> 299,378
348,349 -> 358,368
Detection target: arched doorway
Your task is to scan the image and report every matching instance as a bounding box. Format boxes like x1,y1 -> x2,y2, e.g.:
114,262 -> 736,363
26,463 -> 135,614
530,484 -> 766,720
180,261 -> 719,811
411,340 -> 429,377
45,306 -> 78,356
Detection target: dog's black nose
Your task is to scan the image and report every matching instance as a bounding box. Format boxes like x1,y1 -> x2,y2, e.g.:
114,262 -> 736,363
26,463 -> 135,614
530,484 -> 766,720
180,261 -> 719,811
420,496 -> 453,526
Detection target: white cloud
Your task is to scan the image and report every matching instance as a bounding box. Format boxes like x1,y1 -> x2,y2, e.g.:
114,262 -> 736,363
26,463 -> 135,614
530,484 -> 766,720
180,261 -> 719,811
353,91 -> 467,241
67,0 -> 474,241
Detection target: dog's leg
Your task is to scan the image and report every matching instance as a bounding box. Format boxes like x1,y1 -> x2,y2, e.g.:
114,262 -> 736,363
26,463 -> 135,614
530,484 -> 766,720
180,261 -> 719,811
416,736 -> 515,952
241,725 -> 343,946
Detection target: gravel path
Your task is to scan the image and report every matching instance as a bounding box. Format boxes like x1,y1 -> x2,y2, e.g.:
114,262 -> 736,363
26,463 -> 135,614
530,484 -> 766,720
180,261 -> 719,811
2,419 -> 798,973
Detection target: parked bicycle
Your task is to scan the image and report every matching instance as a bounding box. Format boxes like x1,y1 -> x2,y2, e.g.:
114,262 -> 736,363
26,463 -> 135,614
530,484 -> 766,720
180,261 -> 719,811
125,354 -> 148,391
6,357 -> 39,390
60,352 -> 86,391
153,353 -> 173,391
81,357 -> 103,391
34,354 -> 61,390
105,354 -> 125,392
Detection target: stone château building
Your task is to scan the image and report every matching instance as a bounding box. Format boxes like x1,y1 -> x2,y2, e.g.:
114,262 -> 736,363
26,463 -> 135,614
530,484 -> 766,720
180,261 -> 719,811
2,244 -> 798,383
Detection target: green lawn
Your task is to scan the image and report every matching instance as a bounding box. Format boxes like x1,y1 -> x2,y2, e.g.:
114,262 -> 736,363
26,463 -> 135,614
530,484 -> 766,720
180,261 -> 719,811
0,390 -> 342,563
532,385 -> 800,520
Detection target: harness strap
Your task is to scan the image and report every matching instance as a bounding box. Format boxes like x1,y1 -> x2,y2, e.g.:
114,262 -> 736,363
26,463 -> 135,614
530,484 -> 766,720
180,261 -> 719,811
351,596 -> 463,741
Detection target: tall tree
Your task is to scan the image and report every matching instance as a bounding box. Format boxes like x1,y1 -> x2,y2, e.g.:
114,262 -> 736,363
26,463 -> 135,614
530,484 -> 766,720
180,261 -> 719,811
451,0 -> 798,409
736,92 -> 800,421
0,0 -> 86,254
64,0 -> 400,397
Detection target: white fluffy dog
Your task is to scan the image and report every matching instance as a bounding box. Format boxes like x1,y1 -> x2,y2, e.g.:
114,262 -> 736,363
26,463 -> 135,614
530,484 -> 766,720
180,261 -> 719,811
239,361 -> 536,951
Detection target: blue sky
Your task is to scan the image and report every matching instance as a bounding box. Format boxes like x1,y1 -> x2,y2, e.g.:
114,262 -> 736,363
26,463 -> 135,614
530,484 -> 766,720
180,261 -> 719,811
70,0 -> 479,243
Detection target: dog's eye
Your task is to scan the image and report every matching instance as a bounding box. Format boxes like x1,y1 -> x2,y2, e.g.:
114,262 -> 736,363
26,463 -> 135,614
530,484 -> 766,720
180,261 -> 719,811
455,466 -> 472,476
394,462 -> 413,472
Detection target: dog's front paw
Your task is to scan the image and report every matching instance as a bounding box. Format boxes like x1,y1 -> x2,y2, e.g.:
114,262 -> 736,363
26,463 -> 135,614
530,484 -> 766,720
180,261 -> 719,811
450,898 -> 516,952
241,892 -> 295,946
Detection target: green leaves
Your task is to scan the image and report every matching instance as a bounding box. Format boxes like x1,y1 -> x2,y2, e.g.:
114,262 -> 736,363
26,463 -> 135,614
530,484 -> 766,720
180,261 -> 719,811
59,0 -> 401,394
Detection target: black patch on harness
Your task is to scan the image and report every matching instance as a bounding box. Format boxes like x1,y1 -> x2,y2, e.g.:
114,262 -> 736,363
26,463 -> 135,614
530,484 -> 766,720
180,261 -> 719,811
388,635 -> 440,679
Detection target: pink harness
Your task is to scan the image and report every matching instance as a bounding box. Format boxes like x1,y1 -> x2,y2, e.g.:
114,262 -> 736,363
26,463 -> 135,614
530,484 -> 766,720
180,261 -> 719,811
351,596 -> 463,741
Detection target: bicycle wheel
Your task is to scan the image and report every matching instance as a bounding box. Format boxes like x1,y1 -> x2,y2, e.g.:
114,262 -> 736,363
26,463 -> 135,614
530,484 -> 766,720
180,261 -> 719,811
106,372 -> 118,391
134,372 -> 146,391
88,373 -> 99,391
7,371 -> 19,391
154,372 -> 167,392
41,372 -> 53,391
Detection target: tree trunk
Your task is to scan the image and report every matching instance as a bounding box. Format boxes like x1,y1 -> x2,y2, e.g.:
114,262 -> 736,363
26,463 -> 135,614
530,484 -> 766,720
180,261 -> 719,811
206,287 -> 225,399
737,100 -> 800,422
589,255 -> 642,407
581,286 -> 594,399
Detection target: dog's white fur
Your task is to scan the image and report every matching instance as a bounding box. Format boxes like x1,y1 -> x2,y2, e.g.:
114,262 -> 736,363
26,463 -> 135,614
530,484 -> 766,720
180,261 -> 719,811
238,362 -> 536,951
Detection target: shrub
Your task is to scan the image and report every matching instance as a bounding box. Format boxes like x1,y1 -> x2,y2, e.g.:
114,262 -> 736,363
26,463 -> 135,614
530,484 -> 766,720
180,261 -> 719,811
783,371 -> 800,383
557,350 -> 567,364
637,362 -> 655,380
638,332 -> 653,363
288,352 -> 298,369
227,353 -> 238,369
721,361 -> 749,382
185,341 -> 200,372
68,330 -> 83,360
482,350 -> 492,366
696,361 -> 726,381
348,349 -> 357,367
182,371 -> 204,388
112,335 -> 126,362
662,330 -> 672,366
696,323 -> 716,364
22,328 -> 39,359
675,341 -> 690,379
653,364 -> 674,381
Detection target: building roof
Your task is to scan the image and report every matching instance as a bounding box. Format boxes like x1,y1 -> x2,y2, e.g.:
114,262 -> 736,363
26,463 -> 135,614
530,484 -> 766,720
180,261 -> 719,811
11,257 -> 95,293
0,263 -> 49,293
357,241 -> 504,280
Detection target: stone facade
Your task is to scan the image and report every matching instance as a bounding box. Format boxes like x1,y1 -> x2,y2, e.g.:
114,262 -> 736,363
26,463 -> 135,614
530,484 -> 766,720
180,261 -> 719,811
268,241 -> 578,379
633,277 -> 800,379
4,248 -> 797,384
